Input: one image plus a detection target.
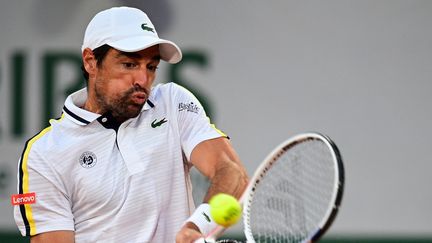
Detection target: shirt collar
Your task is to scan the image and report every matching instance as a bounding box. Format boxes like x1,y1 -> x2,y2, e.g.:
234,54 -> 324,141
63,87 -> 156,126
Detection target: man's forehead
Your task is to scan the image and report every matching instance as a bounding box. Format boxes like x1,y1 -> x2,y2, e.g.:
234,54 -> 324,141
112,46 -> 161,60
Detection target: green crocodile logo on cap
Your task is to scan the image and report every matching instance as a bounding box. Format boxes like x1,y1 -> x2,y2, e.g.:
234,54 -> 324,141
141,23 -> 154,33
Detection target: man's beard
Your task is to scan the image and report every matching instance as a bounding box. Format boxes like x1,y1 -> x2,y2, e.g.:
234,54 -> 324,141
95,86 -> 147,123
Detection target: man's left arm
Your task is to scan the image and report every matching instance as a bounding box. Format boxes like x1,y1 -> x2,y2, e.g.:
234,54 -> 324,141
176,137 -> 249,243
190,137 -> 248,201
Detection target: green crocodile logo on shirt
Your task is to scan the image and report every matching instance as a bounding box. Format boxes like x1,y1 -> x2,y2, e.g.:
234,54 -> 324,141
151,118 -> 167,128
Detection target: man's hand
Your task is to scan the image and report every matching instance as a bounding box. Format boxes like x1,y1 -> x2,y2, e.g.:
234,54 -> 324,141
176,222 -> 203,243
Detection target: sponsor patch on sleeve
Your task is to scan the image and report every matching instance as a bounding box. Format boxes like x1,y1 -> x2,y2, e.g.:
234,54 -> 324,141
11,192 -> 36,205
178,102 -> 200,113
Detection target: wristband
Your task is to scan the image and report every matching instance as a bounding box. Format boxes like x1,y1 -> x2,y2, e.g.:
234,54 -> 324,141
185,203 -> 218,235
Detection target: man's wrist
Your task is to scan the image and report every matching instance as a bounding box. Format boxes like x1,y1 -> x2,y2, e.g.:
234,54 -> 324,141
183,221 -> 200,232
184,203 -> 218,236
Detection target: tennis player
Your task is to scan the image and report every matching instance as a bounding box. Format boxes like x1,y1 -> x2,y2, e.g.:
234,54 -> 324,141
13,6 -> 248,243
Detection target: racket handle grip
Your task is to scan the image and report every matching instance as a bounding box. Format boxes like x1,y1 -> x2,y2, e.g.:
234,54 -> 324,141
194,238 -> 215,243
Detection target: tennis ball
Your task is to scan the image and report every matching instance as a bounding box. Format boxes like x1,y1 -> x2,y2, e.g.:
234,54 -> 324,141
209,193 -> 242,227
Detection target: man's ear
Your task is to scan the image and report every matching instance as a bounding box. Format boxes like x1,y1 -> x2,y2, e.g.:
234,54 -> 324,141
82,48 -> 97,75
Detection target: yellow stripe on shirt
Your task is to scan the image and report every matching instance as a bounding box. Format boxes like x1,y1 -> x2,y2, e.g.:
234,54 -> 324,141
210,123 -> 227,138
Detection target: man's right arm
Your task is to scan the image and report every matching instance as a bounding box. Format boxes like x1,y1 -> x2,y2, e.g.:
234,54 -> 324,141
14,145 -> 75,241
31,231 -> 75,243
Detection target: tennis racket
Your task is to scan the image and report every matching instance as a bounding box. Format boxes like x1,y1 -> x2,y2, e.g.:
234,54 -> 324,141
196,132 -> 345,243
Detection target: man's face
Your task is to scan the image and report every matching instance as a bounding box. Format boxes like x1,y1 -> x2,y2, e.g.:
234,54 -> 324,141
86,45 -> 160,122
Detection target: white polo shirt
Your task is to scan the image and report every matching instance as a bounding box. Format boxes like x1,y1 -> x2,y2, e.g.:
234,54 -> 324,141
14,82 -> 226,242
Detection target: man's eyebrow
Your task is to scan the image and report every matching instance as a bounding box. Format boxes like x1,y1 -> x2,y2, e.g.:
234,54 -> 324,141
151,55 -> 161,61
115,51 -> 161,61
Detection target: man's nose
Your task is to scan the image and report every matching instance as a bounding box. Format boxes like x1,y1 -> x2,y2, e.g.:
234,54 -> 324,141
133,68 -> 149,88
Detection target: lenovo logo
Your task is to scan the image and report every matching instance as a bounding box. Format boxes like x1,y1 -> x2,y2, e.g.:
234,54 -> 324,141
11,192 -> 36,205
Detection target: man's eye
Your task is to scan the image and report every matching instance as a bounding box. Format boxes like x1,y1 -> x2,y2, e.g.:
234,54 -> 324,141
123,63 -> 137,68
148,65 -> 159,72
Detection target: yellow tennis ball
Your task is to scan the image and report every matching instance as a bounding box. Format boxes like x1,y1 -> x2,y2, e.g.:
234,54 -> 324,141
209,193 -> 242,227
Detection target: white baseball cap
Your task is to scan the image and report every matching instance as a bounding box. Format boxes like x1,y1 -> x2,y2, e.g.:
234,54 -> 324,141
82,6 -> 182,63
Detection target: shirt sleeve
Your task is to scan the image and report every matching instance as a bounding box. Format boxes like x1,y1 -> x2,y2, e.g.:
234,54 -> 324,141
170,83 -> 228,161
14,139 -> 74,237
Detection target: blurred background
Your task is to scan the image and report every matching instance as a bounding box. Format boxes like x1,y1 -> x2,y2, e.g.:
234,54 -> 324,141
1,0 -> 432,242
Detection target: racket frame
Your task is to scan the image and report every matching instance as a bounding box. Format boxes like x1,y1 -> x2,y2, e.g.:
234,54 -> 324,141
203,132 -> 345,243
242,132 -> 344,243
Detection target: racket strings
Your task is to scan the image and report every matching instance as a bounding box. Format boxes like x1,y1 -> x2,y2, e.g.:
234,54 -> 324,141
247,139 -> 336,242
